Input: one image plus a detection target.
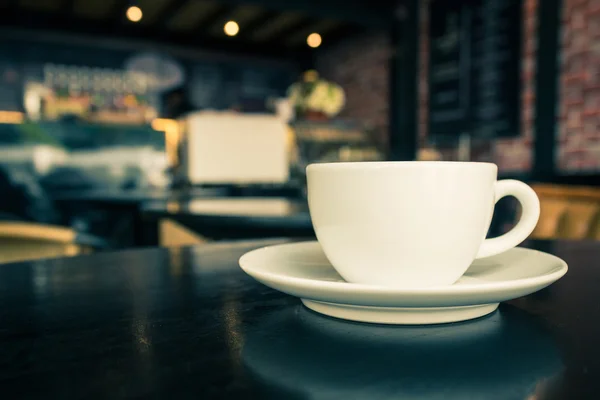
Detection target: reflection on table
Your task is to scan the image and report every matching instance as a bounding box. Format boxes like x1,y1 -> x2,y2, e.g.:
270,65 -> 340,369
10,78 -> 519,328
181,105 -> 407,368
1,239 -> 598,398
243,305 -> 561,399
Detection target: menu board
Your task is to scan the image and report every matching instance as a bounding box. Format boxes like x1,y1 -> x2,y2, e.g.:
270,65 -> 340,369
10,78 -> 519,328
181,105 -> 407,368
189,64 -> 224,109
429,0 -> 522,138
189,64 -> 292,111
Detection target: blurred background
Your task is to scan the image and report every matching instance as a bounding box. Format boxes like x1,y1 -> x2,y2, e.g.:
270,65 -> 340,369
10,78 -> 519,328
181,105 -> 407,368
0,0 -> 596,261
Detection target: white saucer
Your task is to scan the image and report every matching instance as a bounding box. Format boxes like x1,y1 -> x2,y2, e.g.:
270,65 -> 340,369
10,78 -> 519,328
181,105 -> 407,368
239,241 -> 568,324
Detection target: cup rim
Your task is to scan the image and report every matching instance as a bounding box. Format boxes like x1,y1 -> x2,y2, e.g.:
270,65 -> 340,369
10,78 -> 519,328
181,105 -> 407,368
306,161 -> 498,172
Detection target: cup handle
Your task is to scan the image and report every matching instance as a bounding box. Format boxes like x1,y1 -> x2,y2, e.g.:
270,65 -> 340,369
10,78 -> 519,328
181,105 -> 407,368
475,179 -> 540,259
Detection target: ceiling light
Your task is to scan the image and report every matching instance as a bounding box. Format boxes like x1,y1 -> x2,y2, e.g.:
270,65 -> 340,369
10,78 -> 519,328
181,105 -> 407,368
126,6 -> 143,23
224,21 -> 239,36
307,33 -> 322,48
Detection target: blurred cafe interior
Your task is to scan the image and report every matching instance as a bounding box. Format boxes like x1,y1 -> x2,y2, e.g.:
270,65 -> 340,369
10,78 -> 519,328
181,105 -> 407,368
0,0 -> 597,262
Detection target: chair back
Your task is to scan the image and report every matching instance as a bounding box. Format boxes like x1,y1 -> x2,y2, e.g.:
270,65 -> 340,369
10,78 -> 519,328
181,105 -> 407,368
530,184 -> 600,240
0,222 -> 99,264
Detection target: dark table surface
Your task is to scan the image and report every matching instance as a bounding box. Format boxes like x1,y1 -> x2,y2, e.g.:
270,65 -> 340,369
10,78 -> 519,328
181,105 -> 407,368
142,198 -> 314,240
50,187 -> 227,205
49,188 -> 226,248
49,185 -> 304,205
0,239 -> 598,399
50,188 -> 312,245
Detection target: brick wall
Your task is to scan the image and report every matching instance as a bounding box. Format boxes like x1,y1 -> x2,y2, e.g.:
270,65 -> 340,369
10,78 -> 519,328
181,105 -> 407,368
558,0 -> 600,172
316,0 -> 600,174
316,33 -> 391,145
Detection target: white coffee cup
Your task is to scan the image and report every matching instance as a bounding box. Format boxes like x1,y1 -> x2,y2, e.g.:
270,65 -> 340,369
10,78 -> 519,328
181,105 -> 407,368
306,161 -> 540,288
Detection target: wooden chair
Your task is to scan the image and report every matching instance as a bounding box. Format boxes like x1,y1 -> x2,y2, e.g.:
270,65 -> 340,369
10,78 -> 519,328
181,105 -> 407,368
159,218 -> 208,247
590,216 -> 600,241
0,221 -> 107,264
530,198 -> 569,239
530,184 -> 600,240
562,202 -> 600,239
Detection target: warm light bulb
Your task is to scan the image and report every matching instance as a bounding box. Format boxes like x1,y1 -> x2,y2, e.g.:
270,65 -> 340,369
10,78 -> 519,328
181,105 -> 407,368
307,33 -> 322,48
224,21 -> 239,36
126,6 -> 143,22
